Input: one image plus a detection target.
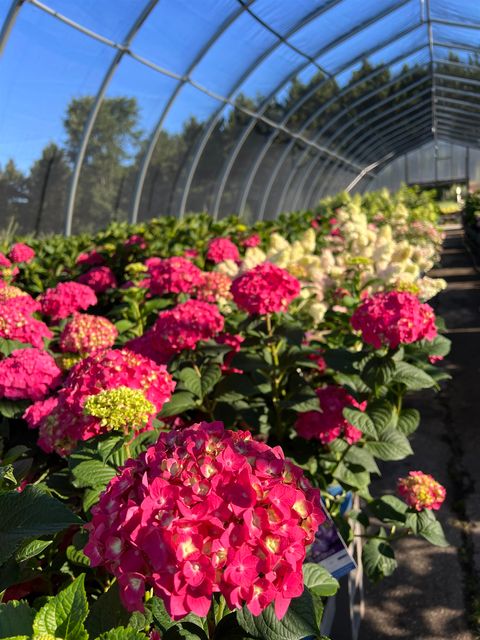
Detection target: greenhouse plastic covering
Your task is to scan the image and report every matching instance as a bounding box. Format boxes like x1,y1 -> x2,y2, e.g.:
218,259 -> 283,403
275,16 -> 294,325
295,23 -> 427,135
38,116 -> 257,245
0,0 -> 479,234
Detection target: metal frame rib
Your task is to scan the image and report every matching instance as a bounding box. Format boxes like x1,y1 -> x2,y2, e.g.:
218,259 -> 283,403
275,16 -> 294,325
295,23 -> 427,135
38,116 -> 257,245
63,0 -> 160,235
277,75 -> 431,216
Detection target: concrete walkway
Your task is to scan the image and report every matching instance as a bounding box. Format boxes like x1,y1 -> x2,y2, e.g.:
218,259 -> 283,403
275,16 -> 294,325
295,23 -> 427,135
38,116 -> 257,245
359,223 -> 479,640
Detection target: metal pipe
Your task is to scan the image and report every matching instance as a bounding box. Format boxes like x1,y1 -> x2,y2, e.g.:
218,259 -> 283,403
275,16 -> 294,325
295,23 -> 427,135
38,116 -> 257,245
62,0 -> 159,235
308,131 -> 433,207
236,41 -> 428,219
276,72 -> 431,217
287,85 -> 431,213
129,1 -> 253,223
175,0 -> 371,222
0,0 -> 24,58
304,115 -> 432,209
309,103 -> 433,198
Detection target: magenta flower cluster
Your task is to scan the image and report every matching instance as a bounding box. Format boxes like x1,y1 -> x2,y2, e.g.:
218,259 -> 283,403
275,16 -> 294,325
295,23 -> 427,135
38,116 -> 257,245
295,385 -> 366,444
84,421 -> 325,619
350,291 -> 437,349
231,263 -> 300,315
24,348 -> 175,455
39,282 -> 97,321
0,348 -> 61,401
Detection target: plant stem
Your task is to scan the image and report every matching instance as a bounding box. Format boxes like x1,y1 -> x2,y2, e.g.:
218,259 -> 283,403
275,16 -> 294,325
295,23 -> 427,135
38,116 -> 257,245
265,315 -> 285,441
207,603 -> 216,639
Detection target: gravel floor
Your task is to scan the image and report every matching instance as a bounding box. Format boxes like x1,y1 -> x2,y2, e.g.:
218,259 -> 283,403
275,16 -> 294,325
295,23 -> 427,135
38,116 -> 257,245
358,224 -> 478,640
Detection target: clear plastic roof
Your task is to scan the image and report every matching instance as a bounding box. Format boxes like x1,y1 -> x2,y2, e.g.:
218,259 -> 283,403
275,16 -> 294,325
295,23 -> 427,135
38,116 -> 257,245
0,0 -> 479,234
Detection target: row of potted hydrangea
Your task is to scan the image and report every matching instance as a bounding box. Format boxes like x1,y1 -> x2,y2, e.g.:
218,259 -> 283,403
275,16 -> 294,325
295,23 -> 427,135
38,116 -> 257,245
0,187 -> 449,640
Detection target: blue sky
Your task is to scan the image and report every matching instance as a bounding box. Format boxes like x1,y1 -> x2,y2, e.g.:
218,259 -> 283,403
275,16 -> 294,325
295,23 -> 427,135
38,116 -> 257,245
0,0 -> 475,173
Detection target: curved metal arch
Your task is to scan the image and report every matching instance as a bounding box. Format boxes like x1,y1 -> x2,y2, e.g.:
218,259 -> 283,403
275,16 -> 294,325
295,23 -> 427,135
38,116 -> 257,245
304,93 -> 433,206
307,165 -> 358,206
244,37 -> 428,225
209,0 -> 419,218
324,94 -> 433,171
349,112 -> 434,165
293,74 -> 434,198
436,94 -> 480,112
316,119 -> 432,196
437,110 -> 480,127
63,0 -> 159,235
436,71 -> 480,89
174,0 -> 366,222
433,55 -> 480,75
436,113 -> 480,135
296,92 -> 433,210
308,130 -> 433,208
328,131 -> 433,199
437,103 -> 480,120
435,83 -> 480,103
290,66 -> 430,202
436,115 -> 480,136
278,74 -> 431,216
302,162 -> 352,210
436,125 -> 480,145
0,0 -> 24,57
219,22 -> 426,222
128,1 -> 254,224
236,41 -> 429,220
437,131 -> 480,148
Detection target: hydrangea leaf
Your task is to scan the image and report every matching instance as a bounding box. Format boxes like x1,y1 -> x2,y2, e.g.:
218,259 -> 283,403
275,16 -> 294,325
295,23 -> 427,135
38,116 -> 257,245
236,588 -> 321,640
396,408 -> 421,436
0,487 -> 82,565
0,600 -> 35,637
32,574 -> 88,640
343,408 -> 377,439
392,362 -> 437,390
302,563 -> 339,597
366,429 -> 413,461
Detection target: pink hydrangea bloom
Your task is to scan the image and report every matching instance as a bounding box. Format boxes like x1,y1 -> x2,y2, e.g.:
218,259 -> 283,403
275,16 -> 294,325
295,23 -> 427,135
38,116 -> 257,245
194,271 -> 232,303
125,235 -> 147,249
0,253 -> 11,268
308,350 -> 327,375
59,313 -> 118,355
129,300 -> 224,362
147,257 -> 204,296
397,471 -> 446,511
216,332 -> 244,374
9,243 -> 35,264
26,349 -> 175,455
84,421 -> 325,619
0,303 -> 52,348
39,282 -> 97,321
242,234 -> 261,248
0,348 -> 61,401
0,286 -> 40,313
23,396 -> 59,430
77,266 -> 117,294
350,291 -> 437,349
206,237 -> 240,263
295,385 -> 366,445
231,263 -> 300,315
184,248 -> 199,259
76,250 -> 105,267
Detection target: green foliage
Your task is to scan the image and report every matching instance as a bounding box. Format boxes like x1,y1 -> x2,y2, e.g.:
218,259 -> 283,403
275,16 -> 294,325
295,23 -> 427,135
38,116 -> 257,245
236,589 -> 322,640
0,486 -> 82,566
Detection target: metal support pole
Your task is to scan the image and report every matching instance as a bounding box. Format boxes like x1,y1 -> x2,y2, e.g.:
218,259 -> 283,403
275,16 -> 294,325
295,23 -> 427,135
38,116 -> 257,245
63,0 -> 159,235
286,88 -> 431,214
245,37 -> 427,222
0,0 -> 24,58
129,1 -> 254,224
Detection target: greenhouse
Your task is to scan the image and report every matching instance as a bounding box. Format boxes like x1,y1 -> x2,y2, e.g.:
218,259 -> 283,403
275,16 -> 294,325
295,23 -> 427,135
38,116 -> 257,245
0,1 -> 479,638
